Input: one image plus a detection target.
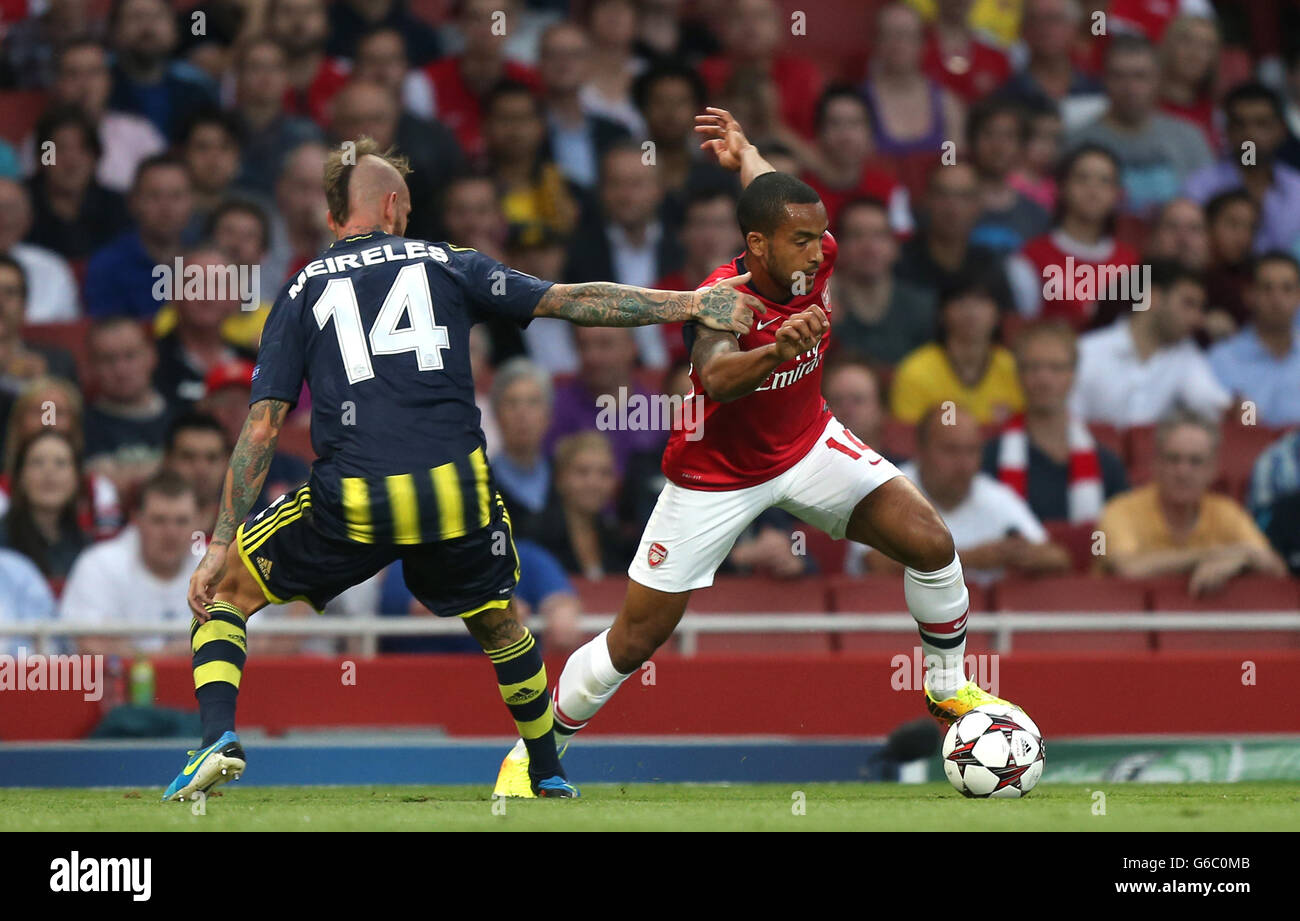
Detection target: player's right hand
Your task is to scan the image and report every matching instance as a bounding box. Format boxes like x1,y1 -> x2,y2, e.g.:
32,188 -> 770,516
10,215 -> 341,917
695,107 -> 752,172
693,272 -> 765,335
773,304 -> 828,360
188,542 -> 230,621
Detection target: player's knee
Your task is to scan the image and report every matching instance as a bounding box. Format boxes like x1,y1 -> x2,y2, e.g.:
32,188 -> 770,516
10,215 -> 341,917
904,523 -> 956,574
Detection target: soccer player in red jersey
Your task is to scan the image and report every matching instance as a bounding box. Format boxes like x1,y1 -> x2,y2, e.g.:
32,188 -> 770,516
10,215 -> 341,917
495,108 -> 1022,796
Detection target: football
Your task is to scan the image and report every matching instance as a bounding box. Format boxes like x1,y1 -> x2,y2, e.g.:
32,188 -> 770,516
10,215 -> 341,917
942,704 -> 1046,798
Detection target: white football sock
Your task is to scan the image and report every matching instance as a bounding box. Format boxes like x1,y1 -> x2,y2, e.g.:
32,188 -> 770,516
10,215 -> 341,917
552,629 -> 632,738
903,554 -> 970,699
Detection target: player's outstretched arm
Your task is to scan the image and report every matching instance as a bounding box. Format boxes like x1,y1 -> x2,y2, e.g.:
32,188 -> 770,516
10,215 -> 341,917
188,398 -> 291,618
695,107 -> 776,189
533,273 -> 762,334
694,304 -> 828,402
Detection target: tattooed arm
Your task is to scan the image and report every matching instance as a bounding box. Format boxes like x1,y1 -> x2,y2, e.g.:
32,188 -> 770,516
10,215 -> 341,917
188,398 -> 291,619
533,273 -> 762,334
211,398 -> 291,546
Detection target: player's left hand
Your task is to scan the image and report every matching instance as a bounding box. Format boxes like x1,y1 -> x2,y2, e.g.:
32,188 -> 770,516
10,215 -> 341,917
188,542 -> 231,621
695,107 -> 752,171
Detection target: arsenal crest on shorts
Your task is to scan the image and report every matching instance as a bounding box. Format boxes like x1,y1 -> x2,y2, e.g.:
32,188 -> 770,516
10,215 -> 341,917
647,542 -> 668,567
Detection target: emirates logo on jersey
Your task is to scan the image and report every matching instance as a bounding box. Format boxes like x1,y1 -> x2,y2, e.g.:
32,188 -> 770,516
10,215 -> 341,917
647,542 -> 669,567
755,349 -> 823,393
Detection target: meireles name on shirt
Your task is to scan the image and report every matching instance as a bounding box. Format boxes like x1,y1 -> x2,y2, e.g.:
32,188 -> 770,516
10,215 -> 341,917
50,852 -> 151,901
288,240 -> 450,300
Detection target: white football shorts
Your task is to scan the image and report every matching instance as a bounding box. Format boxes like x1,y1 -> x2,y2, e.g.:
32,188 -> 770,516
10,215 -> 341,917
628,415 -> 902,593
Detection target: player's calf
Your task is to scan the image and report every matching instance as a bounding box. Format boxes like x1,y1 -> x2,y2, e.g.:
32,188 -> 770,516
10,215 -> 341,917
847,477 -> 972,702
465,605 -> 569,789
554,583 -> 690,741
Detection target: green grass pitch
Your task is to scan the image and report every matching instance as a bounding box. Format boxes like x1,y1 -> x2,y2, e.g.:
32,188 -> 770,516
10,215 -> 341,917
3,783 -> 1299,831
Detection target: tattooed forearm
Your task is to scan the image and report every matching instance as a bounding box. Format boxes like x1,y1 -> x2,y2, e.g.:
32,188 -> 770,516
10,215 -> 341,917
535,281 -> 752,333
210,399 -> 290,547
535,283 -> 697,326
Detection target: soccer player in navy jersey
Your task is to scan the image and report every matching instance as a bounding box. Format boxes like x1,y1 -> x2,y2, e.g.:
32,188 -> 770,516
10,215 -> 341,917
162,138 -> 761,802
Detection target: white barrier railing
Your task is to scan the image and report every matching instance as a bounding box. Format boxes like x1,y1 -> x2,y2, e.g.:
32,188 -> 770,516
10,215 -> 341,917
6,611 -> 1299,656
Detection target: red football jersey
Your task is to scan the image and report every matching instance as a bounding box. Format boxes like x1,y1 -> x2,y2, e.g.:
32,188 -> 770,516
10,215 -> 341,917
661,233 -> 838,490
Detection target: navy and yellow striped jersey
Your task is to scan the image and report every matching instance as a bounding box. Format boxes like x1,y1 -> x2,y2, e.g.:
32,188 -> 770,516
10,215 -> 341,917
250,232 -> 553,545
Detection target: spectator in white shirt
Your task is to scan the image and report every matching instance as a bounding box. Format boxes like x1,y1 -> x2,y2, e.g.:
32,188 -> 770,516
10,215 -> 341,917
0,179 -> 80,323
1071,259 -> 1231,426
61,470 -> 200,658
855,407 -> 1071,583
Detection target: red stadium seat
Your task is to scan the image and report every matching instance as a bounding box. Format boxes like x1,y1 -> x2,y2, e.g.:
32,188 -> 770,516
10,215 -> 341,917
1043,521 -> 1101,573
1124,424 -> 1158,485
993,575 -> 1153,652
570,576 -> 628,616
881,417 -> 917,461
1113,213 -> 1151,252
22,320 -> 93,389
0,90 -> 47,144
1147,574 -> 1300,651
688,575 -> 833,654
800,524 -> 847,575
828,575 -> 992,655
1218,423 -> 1287,503
1087,422 -> 1124,460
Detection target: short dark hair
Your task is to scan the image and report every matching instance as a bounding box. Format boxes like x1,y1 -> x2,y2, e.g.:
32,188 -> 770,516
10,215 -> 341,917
935,267 -> 1004,344
165,410 -> 229,454
631,61 -> 707,113
1253,249 -> 1300,282
34,104 -> 102,161
814,84 -> 868,135
682,184 -> 737,220
180,107 -> 243,149
131,153 -> 191,194
966,96 -> 1028,148
137,468 -> 198,512
735,171 -> 821,238
1204,187 -> 1257,224
55,37 -> 108,70
206,197 -> 271,252
1223,80 -> 1286,124
1147,258 -> 1204,294
86,314 -> 150,349
1104,32 -> 1156,67
483,78 -> 541,117
834,196 -> 889,235
938,267 -> 1003,310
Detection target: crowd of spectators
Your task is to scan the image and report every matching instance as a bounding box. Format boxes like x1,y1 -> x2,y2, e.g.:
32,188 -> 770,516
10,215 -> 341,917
0,0 -> 1298,658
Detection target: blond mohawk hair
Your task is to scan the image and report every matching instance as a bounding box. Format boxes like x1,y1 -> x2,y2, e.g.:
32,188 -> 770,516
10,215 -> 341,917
323,136 -> 412,226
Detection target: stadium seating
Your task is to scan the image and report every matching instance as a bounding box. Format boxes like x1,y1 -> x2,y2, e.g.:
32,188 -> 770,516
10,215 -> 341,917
1043,520 -> 1100,573
571,576 -> 628,617
1086,422 -> 1125,461
687,576 -> 834,654
1147,573 -> 1300,651
828,575 -> 993,655
992,575 -> 1153,652
22,320 -> 95,390
0,90 -> 46,144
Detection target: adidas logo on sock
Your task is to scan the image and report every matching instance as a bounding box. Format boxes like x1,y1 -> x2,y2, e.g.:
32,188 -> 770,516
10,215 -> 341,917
506,686 -> 542,704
